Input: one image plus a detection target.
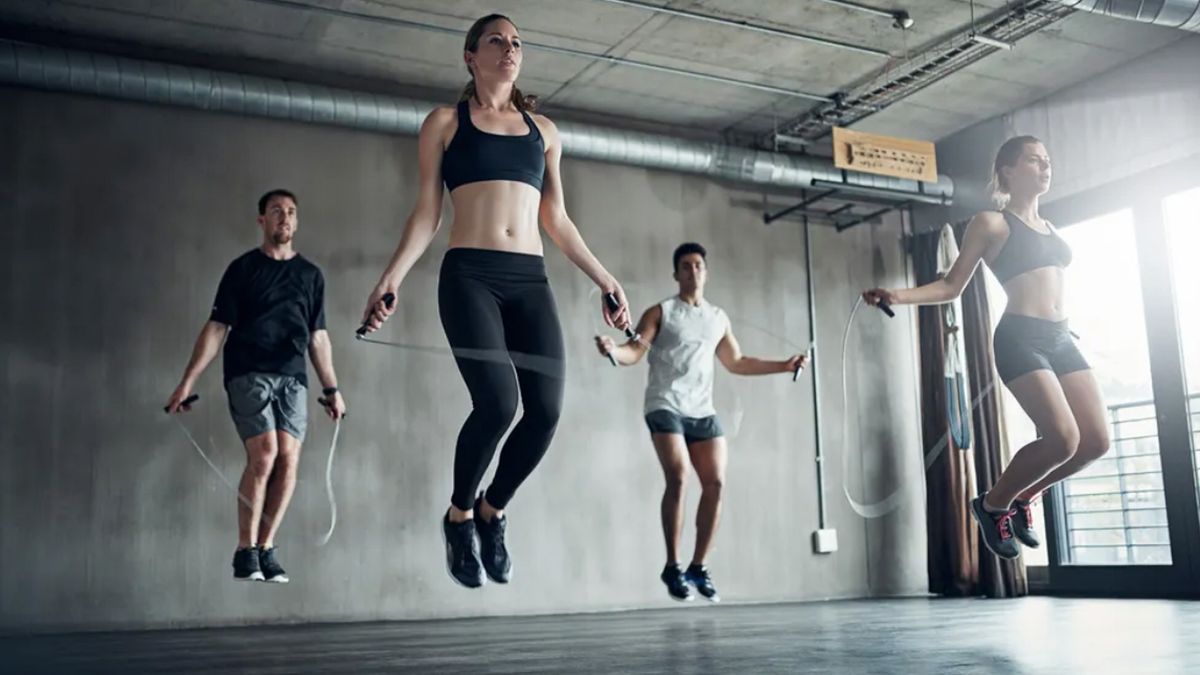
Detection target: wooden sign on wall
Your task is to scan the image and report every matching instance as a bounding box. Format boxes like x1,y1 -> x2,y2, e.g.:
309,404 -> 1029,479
832,127 -> 938,183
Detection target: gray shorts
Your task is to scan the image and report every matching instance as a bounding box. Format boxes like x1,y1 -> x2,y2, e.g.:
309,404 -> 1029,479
226,373 -> 308,442
644,409 -> 724,444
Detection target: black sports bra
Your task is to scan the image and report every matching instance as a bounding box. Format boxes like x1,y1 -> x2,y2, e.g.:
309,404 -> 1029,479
441,100 -> 545,193
989,211 -> 1072,284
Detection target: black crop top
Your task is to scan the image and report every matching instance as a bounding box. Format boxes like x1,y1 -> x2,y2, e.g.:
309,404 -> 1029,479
989,210 -> 1072,284
441,100 -> 545,193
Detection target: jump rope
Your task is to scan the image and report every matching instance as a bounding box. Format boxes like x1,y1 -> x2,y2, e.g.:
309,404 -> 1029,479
167,288 -> 999,546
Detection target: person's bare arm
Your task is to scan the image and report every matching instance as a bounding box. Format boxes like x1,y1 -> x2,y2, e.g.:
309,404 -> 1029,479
863,211 -> 1006,307
361,107 -> 453,332
716,324 -> 807,376
308,329 -> 345,419
595,305 -> 661,366
165,321 -> 229,413
537,115 -> 631,331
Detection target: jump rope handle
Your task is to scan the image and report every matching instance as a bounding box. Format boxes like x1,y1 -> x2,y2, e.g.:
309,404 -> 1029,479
603,292 -> 639,368
876,300 -> 896,318
317,396 -> 345,418
165,393 -> 199,413
356,292 -> 396,338
792,344 -> 815,382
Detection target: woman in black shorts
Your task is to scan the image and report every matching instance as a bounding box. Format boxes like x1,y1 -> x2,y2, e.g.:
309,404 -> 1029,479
863,136 -> 1110,559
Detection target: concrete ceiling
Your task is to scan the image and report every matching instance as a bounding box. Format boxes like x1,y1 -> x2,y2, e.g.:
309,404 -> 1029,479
0,0 -> 1185,144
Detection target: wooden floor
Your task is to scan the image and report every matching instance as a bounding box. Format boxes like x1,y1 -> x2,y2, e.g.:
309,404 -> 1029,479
3,597 -> 1195,674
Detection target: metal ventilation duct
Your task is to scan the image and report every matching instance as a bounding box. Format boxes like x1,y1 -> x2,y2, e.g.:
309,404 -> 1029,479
0,40 -> 954,198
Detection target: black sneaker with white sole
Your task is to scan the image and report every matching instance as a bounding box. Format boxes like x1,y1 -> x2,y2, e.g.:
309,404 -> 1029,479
684,564 -> 720,602
258,546 -> 289,583
661,564 -> 693,602
442,511 -> 484,589
232,546 -> 264,582
1011,498 -> 1041,549
970,495 -> 1021,560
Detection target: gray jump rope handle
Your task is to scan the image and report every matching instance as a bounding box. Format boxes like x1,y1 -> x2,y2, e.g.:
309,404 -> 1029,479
792,298 -> 893,383
356,292 -> 396,338
603,293 -> 638,367
165,393 -> 199,413
792,344 -> 816,382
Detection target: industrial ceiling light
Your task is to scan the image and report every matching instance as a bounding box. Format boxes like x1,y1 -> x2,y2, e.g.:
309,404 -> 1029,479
970,33 -> 1015,49
966,0 -> 1013,50
773,133 -> 811,147
814,0 -> 914,30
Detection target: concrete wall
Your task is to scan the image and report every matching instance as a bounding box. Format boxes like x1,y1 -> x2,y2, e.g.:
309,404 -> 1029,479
0,85 -> 926,633
918,36 -> 1200,232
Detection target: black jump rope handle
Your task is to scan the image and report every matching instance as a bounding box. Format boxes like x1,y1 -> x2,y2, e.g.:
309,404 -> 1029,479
317,396 -> 345,418
356,292 -> 397,337
603,293 -> 638,367
165,393 -> 200,413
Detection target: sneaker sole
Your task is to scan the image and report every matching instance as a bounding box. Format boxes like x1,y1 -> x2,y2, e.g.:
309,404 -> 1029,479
1014,525 -> 1042,549
262,575 -> 289,584
441,520 -> 484,590
664,584 -> 694,602
685,576 -> 719,602
234,572 -> 265,582
970,499 -> 1021,560
484,568 -> 512,584
482,548 -> 512,585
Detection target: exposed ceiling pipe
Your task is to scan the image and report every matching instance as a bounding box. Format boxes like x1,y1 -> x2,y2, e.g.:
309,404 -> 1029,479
0,40 -> 954,198
1056,0 -> 1200,31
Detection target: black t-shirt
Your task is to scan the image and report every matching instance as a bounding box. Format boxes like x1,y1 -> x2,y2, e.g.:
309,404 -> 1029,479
210,249 -> 326,387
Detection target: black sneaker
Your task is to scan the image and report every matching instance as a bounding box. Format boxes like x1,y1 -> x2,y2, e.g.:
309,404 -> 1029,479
970,495 -> 1021,560
684,564 -> 720,602
474,493 -> 511,584
660,564 -> 693,602
258,546 -> 289,584
232,546 -> 264,582
1011,498 -> 1041,549
442,511 -> 484,589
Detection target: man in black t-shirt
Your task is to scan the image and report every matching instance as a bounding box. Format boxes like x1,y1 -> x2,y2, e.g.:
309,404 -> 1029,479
166,189 -> 346,584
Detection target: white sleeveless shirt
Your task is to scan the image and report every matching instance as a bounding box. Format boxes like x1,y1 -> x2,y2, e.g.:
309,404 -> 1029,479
644,296 -> 730,417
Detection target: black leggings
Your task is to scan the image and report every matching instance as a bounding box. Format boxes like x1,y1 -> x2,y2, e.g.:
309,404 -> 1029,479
438,248 -> 565,511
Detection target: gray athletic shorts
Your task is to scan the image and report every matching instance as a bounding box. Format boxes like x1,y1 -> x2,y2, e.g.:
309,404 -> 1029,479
644,409 -> 724,444
226,373 -> 308,442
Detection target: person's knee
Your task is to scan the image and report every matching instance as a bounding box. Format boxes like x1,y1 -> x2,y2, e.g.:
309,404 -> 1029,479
474,386 -> 520,430
1077,423 -> 1111,462
1042,419 -> 1081,463
246,443 -> 278,478
701,475 -> 724,496
275,440 -> 302,471
522,389 -> 563,434
663,466 -> 687,495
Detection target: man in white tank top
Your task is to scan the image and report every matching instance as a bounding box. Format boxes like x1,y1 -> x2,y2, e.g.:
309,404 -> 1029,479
595,243 -> 809,603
